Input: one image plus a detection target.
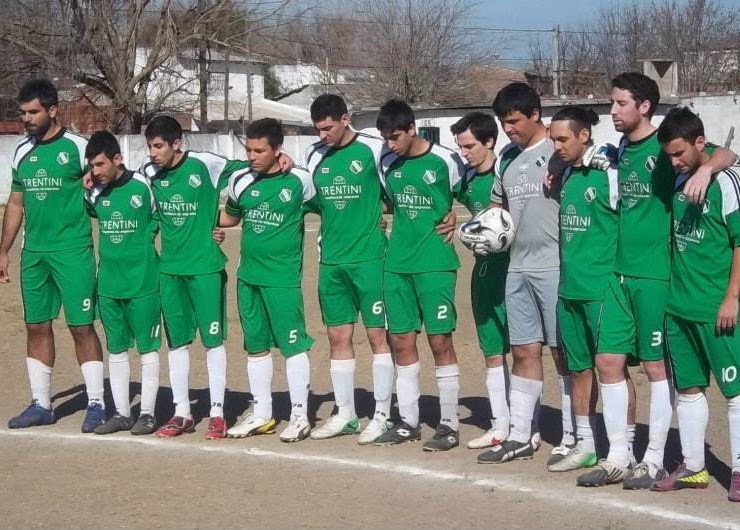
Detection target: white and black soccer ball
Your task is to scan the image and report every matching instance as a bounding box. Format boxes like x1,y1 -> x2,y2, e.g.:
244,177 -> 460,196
458,206 -> 515,255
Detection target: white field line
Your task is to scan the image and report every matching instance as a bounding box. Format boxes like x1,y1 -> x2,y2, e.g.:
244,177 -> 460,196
0,428 -> 736,530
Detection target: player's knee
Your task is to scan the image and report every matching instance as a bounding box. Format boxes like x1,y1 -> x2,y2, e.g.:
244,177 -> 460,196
642,359 -> 668,381
366,327 -> 390,352
595,354 -> 626,381
428,334 -> 456,361
327,325 -> 354,350
26,321 -> 52,338
68,323 -> 97,342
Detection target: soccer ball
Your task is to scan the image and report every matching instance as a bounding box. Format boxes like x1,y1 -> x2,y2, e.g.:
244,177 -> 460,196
458,206 -> 515,255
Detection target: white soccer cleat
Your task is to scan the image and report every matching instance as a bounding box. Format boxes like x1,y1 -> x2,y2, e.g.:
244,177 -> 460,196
310,415 -> 360,440
227,414 -> 276,438
358,416 -> 392,445
466,428 -> 507,449
279,414 -> 311,443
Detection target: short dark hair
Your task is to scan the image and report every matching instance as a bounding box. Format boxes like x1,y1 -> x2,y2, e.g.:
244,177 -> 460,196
145,115 -> 182,144
85,131 -> 121,161
246,118 -> 284,147
376,98 -> 415,134
657,107 -> 705,144
551,106 -> 600,135
18,79 -> 58,110
492,82 -> 541,120
450,112 -> 498,146
310,94 -> 348,123
612,72 -> 660,118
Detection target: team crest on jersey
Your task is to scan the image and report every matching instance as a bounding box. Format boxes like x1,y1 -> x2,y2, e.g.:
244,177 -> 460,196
334,200 -> 347,210
35,168 -> 46,178
349,160 -> 363,174
702,200 -> 711,214
645,156 -> 657,172
622,157 -> 631,167
535,156 -> 547,167
130,195 -> 143,209
423,170 -> 437,184
333,176 -> 346,186
321,167 -> 330,174
393,171 -> 402,178
626,198 -> 638,208
188,174 -> 202,188
56,152 -> 70,165
628,171 -> 638,181
102,199 -> 111,207
584,187 -> 597,203
29,156 -> 38,163
404,185 -> 416,195
279,188 -> 292,203
250,189 -> 260,197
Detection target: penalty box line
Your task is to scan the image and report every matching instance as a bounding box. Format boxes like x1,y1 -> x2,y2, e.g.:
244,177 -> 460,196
0,428 -> 736,530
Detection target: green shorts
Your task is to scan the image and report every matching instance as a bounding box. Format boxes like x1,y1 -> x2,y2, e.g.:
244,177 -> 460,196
20,246 -> 96,326
618,275 -> 669,362
237,280 -> 314,357
471,257 -> 508,356
318,259 -> 385,328
666,313 -> 740,398
160,271 -> 227,349
558,278 -> 633,372
98,291 -> 162,354
384,270 -> 457,335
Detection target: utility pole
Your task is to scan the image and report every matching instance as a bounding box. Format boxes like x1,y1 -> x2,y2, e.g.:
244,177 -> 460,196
552,25 -> 561,97
224,48 -> 230,133
247,33 -> 253,123
198,0 -> 209,131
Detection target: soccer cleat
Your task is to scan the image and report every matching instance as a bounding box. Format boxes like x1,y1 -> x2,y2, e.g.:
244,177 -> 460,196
205,416 -> 227,440
310,415 -> 360,440
546,442 -> 575,467
130,414 -> 157,436
623,461 -> 668,490
422,424 -> 459,452
81,402 -> 106,433
650,463 -> 709,492
279,414 -> 311,443
94,413 -> 134,435
227,414 -> 276,438
547,445 -> 597,472
373,421 -> 421,446
358,415 -> 392,445
729,471 -> 740,502
155,415 -> 195,438
477,439 -> 534,464
577,459 -> 629,487
466,428 -> 507,449
8,401 -> 55,429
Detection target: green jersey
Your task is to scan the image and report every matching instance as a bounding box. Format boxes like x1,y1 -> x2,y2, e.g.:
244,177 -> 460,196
559,165 -> 620,300
304,132 -> 387,264
141,151 -> 248,275
667,167 -> 740,322
225,166 -> 316,287
84,169 -> 159,298
11,128 -> 92,252
382,143 -> 464,274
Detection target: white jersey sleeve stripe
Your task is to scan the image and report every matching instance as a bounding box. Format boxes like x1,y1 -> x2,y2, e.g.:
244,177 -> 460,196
719,168 -> 740,222
190,151 -> 229,188
606,167 -> 620,211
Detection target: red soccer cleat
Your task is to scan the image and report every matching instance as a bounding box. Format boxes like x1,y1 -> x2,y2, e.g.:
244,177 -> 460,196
155,416 -> 195,438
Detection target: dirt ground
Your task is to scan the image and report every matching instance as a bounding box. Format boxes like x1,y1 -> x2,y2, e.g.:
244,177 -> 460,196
0,207 -> 738,530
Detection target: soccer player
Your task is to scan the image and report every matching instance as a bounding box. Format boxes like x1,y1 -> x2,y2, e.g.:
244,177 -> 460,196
219,118 -> 315,442
140,115 -> 248,439
83,131 -> 161,435
372,98 -> 463,451
604,73 -> 737,488
477,82 -> 574,464
450,112 -> 511,449
1,79 -> 106,433
650,107 -> 740,501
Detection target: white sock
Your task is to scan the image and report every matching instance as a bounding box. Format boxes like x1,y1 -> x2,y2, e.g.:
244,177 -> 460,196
643,379 -> 673,468
372,353 -> 394,419
729,395 -> 740,472
330,358 -> 356,420
396,362 -> 421,428
139,352 -> 160,416
508,375 -> 543,444
436,363 -> 460,430
26,357 -> 52,409
108,352 -> 131,416
206,345 -> 227,417
677,392 -> 708,471
486,364 -> 510,436
248,354 -> 274,419
559,375 -> 576,446
80,360 -> 105,408
168,346 -> 191,418
627,423 -> 637,461
600,380 -> 630,467
575,414 -> 596,453
286,352 -> 310,418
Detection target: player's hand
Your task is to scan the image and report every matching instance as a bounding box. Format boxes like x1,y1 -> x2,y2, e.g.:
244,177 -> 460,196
716,295 -> 738,335
0,250 -> 10,284
277,152 -> 294,172
380,216 -> 388,231
583,143 -> 617,171
212,228 -> 226,244
436,211 -> 457,243
543,170 -> 556,190
457,227 -> 493,256
82,171 -> 94,190
684,164 -> 712,205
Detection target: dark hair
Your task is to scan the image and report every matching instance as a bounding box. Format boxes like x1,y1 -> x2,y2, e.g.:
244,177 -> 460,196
492,82 -> 541,120
145,115 -> 182,144
450,112 -> 498,146
310,94 -> 348,123
551,106 -> 600,135
246,118 -> 284,147
85,131 -> 121,161
657,107 -> 705,144
18,79 -> 58,110
376,98 -> 415,133
611,72 -> 660,118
